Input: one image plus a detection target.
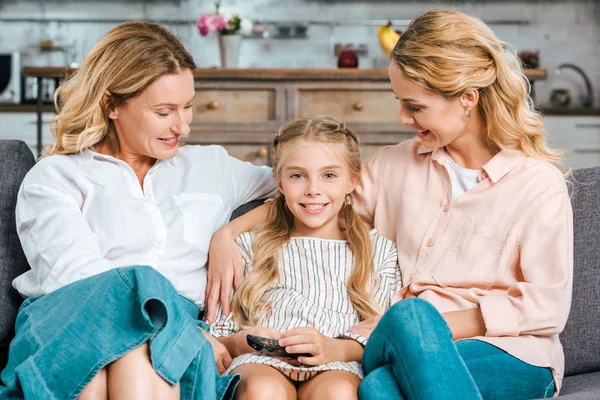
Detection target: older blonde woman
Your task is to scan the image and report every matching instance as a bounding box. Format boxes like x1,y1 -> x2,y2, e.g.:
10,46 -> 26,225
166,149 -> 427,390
206,9 -> 573,400
0,22 -> 275,400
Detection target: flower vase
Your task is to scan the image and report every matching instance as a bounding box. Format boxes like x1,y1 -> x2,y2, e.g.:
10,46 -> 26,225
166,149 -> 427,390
218,34 -> 241,68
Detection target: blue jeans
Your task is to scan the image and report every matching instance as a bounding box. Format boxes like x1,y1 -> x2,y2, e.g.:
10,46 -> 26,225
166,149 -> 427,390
359,299 -> 555,400
0,266 -> 239,400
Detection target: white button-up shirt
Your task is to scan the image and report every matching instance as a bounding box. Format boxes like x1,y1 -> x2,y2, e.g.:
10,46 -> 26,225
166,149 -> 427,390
14,145 -> 276,309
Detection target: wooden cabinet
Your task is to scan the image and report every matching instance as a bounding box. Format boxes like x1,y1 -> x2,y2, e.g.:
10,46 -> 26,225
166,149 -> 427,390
191,83 -> 283,126
19,67 -> 551,165
187,69 -> 413,165
185,70 -> 598,170
220,143 -> 271,166
190,81 -> 286,137
293,85 -> 399,124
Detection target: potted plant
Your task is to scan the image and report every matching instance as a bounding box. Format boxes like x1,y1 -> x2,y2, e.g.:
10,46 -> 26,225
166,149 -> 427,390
197,1 -> 243,68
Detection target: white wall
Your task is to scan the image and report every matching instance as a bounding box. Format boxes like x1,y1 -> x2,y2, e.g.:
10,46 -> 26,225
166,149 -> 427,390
0,0 -> 598,108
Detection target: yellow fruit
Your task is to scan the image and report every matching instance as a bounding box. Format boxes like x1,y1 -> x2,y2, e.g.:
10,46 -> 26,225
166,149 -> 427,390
377,22 -> 401,58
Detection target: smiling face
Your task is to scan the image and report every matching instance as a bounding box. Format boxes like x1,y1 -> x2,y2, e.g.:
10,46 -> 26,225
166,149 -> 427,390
109,68 -> 195,161
278,140 -> 357,240
389,62 -> 474,150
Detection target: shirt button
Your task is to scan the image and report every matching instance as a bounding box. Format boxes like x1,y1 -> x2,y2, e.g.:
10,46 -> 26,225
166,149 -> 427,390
157,239 -> 163,246
427,237 -> 435,247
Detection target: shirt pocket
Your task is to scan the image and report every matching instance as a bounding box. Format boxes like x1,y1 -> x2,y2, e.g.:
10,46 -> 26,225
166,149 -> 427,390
173,193 -> 223,255
432,219 -> 509,290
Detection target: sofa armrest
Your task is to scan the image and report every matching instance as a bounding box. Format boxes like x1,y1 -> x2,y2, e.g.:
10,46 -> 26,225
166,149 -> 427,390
0,140 -> 36,370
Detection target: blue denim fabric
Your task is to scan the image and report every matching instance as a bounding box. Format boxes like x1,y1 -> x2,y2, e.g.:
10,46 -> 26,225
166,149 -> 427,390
0,266 -> 239,400
359,299 -> 555,400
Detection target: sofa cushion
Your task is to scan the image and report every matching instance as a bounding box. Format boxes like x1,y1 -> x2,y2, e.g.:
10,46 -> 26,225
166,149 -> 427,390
560,167 -> 600,376
558,371 -> 600,399
230,199 -> 265,221
0,140 -> 35,368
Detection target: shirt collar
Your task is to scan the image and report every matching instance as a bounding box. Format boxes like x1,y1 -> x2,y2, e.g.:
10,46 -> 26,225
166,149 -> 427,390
480,147 -> 526,183
69,148 -> 178,166
418,142 -> 527,183
69,149 -> 95,164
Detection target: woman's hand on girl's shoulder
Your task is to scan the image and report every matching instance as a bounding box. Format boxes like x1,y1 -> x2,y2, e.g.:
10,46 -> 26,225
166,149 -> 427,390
205,225 -> 244,324
349,315 -> 382,339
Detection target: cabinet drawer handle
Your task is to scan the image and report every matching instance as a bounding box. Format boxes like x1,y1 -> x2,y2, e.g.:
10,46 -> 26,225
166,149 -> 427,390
575,124 -> 600,129
353,101 -> 364,111
207,100 -> 220,111
574,148 -> 600,153
257,147 -> 268,159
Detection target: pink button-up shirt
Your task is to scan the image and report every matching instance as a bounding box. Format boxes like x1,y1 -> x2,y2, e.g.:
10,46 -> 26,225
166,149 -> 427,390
354,138 -> 573,394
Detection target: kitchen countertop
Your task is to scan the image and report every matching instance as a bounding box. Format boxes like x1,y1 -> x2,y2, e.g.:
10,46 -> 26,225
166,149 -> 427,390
538,108 -> 600,116
2,103 -> 597,116
22,66 -> 549,82
0,104 -> 56,113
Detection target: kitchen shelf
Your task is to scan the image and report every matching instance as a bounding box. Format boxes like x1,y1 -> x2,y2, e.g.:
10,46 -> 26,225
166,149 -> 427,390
0,17 -> 529,27
539,108 -> 600,117
243,33 -> 310,40
23,67 -> 548,81
0,104 -> 55,113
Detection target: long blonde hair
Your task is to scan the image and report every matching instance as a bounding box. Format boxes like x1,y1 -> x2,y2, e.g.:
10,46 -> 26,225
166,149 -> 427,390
47,21 -> 196,156
392,9 -> 566,173
232,116 -> 380,329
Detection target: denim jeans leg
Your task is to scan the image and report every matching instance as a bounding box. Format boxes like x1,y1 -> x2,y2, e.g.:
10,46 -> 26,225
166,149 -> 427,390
362,298 -> 482,400
456,340 -> 555,400
358,365 -> 405,400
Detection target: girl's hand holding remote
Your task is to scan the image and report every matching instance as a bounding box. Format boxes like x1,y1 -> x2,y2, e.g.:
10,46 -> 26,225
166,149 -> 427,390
232,327 -> 282,357
279,327 -> 360,365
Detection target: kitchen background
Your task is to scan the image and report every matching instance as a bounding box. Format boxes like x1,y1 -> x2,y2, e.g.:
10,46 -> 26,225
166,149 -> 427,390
0,0 -> 599,168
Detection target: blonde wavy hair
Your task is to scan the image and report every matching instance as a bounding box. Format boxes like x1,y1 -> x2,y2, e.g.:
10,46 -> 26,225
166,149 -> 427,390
46,21 -> 196,156
232,116 -> 381,329
392,9 -> 566,173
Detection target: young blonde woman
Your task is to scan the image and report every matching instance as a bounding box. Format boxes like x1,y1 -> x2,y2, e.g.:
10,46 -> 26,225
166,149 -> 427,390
0,22 -> 276,399
209,116 -> 402,400
206,9 -> 573,400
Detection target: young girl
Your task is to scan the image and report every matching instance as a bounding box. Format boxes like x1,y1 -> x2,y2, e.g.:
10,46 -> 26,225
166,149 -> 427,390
209,116 -> 402,400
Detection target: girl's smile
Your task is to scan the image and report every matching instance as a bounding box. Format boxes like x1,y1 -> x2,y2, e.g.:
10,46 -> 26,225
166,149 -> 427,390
300,202 -> 331,214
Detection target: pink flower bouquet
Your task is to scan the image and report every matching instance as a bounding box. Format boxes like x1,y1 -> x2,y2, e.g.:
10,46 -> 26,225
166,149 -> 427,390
197,1 -> 242,37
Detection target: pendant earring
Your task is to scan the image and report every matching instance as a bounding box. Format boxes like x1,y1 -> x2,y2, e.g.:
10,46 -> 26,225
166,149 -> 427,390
465,109 -> 472,119
344,193 -> 353,206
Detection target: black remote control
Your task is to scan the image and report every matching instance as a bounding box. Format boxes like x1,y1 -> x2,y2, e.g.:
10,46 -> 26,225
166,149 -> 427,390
246,334 -> 312,360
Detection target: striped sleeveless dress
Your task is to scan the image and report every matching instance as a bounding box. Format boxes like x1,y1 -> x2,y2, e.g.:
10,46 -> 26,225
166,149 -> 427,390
210,230 -> 402,381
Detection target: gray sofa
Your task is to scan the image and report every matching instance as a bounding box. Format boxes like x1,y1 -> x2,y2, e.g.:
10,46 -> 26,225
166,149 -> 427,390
1,139 -> 599,399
